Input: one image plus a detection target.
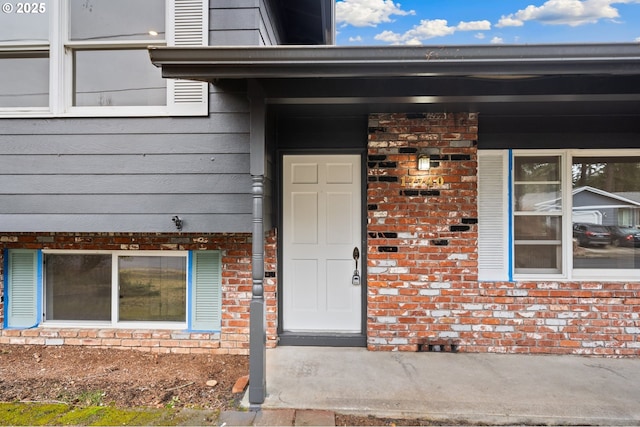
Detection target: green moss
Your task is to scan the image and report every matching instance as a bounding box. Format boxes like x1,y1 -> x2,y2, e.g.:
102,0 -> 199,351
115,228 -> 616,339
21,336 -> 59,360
90,407 -> 168,426
0,403 -> 184,426
0,403 -> 69,426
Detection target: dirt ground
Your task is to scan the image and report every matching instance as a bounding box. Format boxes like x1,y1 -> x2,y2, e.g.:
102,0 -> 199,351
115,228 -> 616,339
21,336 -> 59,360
0,344 -> 248,410
0,344 -> 455,426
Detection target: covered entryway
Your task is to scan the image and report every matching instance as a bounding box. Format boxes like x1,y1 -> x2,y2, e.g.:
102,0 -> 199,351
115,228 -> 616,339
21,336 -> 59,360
280,154 -> 364,345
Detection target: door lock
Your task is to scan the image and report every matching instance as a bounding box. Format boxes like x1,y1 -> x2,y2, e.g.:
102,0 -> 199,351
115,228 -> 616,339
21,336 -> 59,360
352,246 -> 361,286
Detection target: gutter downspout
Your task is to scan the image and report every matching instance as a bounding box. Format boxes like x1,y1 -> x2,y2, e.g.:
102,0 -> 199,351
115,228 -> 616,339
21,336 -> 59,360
249,80 -> 266,405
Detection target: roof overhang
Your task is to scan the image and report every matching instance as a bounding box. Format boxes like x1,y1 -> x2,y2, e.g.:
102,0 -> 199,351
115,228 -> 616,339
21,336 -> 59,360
149,44 -> 640,120
149,44 -> 640,80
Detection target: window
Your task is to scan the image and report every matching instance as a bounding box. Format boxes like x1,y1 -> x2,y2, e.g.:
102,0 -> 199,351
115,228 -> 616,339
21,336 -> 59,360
0,0 -> 207,117
513,155 -> 563,275
5,250 -> 220,330
0,0 -> 49,109
479,150 -> 640,281
572,156 -> 640,272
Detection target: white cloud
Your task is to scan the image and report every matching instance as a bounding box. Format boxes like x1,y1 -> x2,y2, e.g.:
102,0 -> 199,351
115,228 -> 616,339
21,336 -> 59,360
636,36 -> 640,41
496,0 -> 639,28
336,0 -> 415,27
405,38 -> 423,45
491,36 -> 505,44
373,18 -> 491,45
456,20 -> 491,31
407,19 -> 457,39
496,16 -> 525,27
374,30 -> 404,44
475,33 -> 486,40
349,35 -> 363,42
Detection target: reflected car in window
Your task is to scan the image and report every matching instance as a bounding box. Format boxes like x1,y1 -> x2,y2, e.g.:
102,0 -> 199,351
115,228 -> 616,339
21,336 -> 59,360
607,226 -> 640,248
572,223 -> 611,247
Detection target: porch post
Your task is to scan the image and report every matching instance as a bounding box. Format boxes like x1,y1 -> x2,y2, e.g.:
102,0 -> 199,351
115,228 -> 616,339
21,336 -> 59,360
249,175 -> 266,404
248,80 -> 266,404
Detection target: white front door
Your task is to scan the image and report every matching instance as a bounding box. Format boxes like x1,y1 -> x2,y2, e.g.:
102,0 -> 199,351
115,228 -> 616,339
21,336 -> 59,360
283,154 -> 362,333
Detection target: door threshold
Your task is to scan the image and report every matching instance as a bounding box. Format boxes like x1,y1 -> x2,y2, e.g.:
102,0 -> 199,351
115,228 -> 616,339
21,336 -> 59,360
278,332 -> 366,347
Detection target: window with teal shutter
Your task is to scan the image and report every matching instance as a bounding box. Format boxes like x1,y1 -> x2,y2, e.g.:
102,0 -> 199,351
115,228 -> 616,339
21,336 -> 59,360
6,250 -> 40,328
190,251 -> 221,331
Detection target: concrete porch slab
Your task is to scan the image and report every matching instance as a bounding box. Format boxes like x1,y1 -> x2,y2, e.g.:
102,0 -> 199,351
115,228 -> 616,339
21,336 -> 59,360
253,346 -> 640,425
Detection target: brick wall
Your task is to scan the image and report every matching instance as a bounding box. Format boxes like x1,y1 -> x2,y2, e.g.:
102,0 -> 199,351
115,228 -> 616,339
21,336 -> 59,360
367,112 -> 479,352
366,112 -> 640,356
0,231 -> 278,354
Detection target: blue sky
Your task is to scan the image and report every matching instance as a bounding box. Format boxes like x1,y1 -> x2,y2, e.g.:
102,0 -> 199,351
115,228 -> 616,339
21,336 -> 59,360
335,0 -> 640,45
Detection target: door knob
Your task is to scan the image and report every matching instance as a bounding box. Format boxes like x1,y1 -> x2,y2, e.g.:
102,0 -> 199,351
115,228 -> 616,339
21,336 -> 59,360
352,246 -> 360,286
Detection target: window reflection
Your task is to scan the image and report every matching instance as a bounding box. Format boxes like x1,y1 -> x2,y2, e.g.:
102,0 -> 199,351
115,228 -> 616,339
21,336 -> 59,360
0,54 -> 49,107
69,0 -> 165,41
0,0 -> 49,43
572,157 -> 640,269
45,254 -> 112,321
73,50 -> 166,106
118,256 -> 186,322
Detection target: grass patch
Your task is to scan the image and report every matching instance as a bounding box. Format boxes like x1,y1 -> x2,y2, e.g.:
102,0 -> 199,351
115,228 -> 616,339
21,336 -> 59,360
0,403 -> 193,426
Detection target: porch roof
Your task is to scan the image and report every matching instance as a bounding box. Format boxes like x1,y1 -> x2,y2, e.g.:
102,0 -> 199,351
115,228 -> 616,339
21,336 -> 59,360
149,43 -> 640,79
149,44 -> 640,119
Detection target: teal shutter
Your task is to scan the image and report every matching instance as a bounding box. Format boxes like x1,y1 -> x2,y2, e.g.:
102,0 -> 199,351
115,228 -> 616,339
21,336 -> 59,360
6,250 -> 39,328
190,251 -> 221,331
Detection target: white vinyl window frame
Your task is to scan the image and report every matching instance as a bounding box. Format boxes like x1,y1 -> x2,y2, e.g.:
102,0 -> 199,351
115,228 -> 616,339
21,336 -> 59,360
478,148 -> 640,282
512,150 -> 568,281
0,0 -> 207,118
43,250 -> 190,330
5,248 -> 221,331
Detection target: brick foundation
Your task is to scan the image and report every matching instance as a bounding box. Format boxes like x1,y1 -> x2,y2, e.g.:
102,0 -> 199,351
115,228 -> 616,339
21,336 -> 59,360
0,231 -> 278,355
366,112 -> 640,356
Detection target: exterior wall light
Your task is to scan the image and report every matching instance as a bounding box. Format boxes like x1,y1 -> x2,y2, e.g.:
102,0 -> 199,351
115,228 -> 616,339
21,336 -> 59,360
417,154 -> 431,171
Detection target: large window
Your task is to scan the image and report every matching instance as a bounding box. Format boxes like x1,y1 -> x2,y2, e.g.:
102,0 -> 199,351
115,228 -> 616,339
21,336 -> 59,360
0,0 -> 207,116
478,150 -> 640,281
5,249 -> 220,330
572,156 -> 640,271
44,253 -> 186,324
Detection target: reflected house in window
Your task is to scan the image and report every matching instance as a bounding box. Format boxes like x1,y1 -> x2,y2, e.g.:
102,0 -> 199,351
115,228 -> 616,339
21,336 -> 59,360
536,186 -> 640,226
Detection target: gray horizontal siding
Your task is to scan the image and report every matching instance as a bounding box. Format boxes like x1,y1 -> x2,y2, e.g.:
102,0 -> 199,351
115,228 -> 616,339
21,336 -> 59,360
0,195 -> 250,214
0,115 -> 249,135
1,174 -> 250,194
0,214 -> 251,233
0,109 -> 251,234
0,134 -> 248,155
0,0 -> 284,235
0,153 -> 248,174
209,0 -> 279,46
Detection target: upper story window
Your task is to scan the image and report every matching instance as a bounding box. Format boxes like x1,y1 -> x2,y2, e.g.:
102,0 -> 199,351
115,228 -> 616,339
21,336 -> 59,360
0,0 -> 207,117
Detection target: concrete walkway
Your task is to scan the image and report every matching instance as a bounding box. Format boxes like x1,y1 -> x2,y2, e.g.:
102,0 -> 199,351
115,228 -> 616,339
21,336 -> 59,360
248,346 -> 640,426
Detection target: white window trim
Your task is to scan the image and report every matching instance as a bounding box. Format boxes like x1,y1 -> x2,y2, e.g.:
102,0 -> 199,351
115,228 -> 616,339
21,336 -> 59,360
511,149 -> 640,282
42,249 -> 189,329
0,0 -> 208,118
512,150 -> 567,281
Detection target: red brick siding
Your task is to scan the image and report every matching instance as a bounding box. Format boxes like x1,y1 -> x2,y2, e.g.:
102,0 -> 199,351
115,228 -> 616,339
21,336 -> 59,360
0,231 -> 278,354
366,112 -> 640,356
